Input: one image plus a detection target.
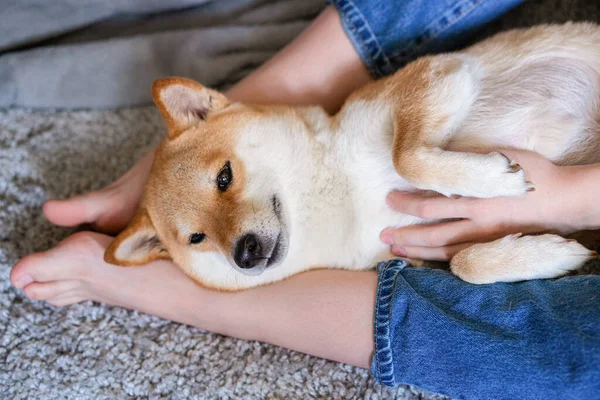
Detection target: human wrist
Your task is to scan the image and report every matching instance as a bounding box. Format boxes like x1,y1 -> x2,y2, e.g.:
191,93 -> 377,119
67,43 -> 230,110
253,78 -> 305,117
558,164 -> 600,232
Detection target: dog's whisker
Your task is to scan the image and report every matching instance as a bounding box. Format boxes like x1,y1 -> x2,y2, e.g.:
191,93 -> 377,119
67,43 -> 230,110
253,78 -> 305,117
225,266 -> 237,284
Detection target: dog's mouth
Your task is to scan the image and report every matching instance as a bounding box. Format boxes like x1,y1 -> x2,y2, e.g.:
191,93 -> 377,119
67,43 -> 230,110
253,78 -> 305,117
267,195 -> 287,267
266,231 -> 284,267
230,194 -> 288,276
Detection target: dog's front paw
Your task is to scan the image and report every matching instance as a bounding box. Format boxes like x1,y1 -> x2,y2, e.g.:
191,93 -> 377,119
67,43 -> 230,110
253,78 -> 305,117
443,151 -> 535,198
476,152 -> 535,197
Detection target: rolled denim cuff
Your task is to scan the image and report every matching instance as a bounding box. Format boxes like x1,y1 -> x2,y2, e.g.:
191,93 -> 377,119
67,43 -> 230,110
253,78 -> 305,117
327,0 -> 525,78
371,259 -> 408,387
326,0 -> 392,78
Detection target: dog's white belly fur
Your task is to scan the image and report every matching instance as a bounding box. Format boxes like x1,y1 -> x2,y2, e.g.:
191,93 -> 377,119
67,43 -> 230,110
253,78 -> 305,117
185,24 -> 600,289
449,25 -> 600,165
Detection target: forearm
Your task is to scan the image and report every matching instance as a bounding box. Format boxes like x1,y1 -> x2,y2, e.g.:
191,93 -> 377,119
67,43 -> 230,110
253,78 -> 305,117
187,270 -> 377,369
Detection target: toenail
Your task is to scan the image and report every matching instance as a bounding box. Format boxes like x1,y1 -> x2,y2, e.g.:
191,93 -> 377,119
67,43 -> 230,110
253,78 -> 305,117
15,276 -> 33,289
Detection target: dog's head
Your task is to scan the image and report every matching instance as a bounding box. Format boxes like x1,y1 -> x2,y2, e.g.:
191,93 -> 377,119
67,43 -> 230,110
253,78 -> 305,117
104,77 -> 303,289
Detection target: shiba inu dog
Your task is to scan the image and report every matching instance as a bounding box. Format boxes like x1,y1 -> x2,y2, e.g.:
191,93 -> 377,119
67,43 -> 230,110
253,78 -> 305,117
105,23 -> 599,290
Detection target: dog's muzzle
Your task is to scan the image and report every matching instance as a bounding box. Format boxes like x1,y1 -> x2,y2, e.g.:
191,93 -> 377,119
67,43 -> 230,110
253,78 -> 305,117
233,232 -> 283,275
234,233 -> 266,270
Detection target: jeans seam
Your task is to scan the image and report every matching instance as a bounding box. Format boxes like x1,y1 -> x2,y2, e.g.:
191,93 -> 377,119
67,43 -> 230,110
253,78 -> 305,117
373,259 -> 406,386
388,0 -> 485,61
374,260 -> 391,382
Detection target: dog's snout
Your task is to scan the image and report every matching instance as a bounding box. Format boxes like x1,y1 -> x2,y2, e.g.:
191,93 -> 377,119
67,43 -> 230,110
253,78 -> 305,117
234,233 -> 265,269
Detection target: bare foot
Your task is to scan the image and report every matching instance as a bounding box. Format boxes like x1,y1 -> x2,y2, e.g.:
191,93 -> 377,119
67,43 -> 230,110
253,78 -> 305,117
43,150 -> 155,234
10,231 -> 216,328
11,149 -> 238,332
10,230 -> 377,369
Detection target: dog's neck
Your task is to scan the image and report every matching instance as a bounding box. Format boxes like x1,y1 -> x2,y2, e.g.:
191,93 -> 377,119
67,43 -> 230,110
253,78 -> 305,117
273,107 -> 354,265
277,100 -> 412,270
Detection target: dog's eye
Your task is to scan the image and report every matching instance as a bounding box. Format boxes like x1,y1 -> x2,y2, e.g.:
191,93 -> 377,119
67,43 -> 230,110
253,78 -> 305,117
189,232 -> 206,245
217,161 -> 232,192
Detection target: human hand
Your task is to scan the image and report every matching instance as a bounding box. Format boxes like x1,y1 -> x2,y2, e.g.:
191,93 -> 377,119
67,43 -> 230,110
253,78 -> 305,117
380,149 -> 594,260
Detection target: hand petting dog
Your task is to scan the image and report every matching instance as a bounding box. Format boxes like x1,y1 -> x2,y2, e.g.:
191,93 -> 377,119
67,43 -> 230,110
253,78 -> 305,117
381,150 -> 600,261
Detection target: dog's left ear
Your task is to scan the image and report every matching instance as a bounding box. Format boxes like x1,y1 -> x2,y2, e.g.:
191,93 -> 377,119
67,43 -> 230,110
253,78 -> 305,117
152,77 -> 229,139
104,209 -> 170,266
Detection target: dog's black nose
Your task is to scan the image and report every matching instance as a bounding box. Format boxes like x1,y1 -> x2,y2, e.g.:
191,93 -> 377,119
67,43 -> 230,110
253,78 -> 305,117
234,233 -> 265,269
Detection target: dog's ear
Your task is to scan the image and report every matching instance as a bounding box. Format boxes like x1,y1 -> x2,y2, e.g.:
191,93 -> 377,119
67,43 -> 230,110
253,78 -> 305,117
104,209 -> 169,266
152,77 -> 229,139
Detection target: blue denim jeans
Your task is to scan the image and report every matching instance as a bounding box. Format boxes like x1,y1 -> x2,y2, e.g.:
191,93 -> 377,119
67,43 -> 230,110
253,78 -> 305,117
328,0 -> 600,397
328,0 -> 524,77
372,261 -> 600,399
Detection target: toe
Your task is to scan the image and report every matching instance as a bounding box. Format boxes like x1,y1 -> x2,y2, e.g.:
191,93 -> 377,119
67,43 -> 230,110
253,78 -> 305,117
11,232 -> 112,288
57,231 -> 112,256
43,196 -> 92,227
12,252 -> 75,287
47,295 -> 85,307
23,280 -> 80,301
11,253 -> 44,288
45,188 -> 132,234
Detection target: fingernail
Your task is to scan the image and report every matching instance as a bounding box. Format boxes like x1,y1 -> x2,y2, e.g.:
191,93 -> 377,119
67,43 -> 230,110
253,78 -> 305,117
386,195 -> 395,208
392,246 -> 407,257
381,233 -> 394,245
15,276 -> 33,289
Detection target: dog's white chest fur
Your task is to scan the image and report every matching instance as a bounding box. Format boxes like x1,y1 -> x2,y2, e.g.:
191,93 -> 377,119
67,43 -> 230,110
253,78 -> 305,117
221,101 -> 422,288
333,101 -> 421,267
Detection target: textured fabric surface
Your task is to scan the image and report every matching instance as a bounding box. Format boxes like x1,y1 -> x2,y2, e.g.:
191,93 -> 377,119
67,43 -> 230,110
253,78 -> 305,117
371,261 -> 599,398
0,0 -> 212,51
1,0 -> 600,399
0,0 -> 324,108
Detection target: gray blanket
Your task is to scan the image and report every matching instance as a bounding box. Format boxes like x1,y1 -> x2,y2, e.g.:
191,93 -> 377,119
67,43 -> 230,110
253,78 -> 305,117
1,0 -> 599,399
0,0 -> 323,108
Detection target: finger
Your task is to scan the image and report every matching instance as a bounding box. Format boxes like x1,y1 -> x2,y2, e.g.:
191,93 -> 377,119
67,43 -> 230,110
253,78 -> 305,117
392,242 -> 475,261
382,220 -> 498,248
386,191 -> 473,219
22,280 -> 81,301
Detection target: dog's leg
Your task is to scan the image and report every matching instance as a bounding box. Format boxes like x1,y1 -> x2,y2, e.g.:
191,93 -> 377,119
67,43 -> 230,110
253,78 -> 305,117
450,234 -> 597,284
390,55 -> 533,198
